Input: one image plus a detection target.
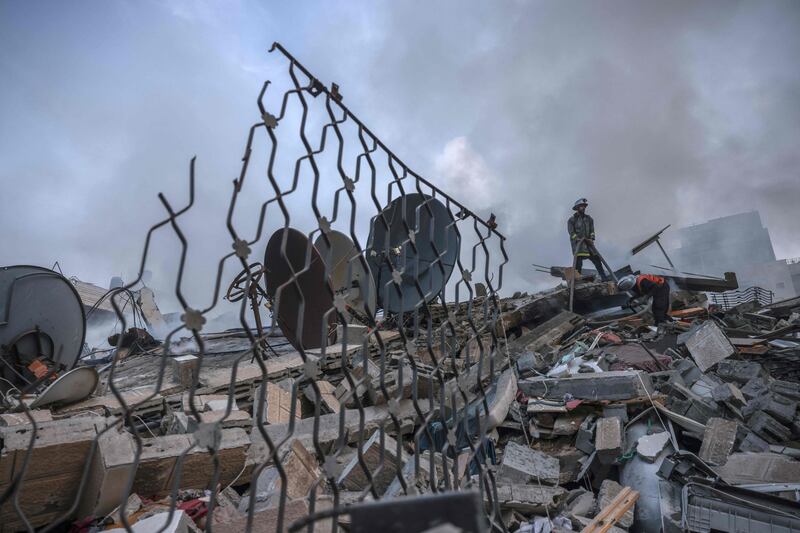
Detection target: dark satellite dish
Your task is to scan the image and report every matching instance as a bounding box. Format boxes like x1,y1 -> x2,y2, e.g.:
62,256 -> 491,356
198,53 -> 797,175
366,193 -> 460,314
0,265 -> 86,391
264,228 -> 335,352
314,230 -> 376,320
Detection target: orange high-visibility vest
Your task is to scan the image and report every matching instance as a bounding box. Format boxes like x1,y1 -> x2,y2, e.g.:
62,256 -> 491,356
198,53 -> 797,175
636,274 -> 666,292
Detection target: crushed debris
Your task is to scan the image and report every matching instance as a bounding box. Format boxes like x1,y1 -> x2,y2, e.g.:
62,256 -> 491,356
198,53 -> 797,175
2,42 -> 800,533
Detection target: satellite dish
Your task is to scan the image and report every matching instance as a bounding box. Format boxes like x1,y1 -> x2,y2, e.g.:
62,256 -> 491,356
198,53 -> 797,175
314,230 -> 376,320
366,193 -> 460,314
29,366 -> 98,408
264,228 -> 335,352
0,265 -> 86,391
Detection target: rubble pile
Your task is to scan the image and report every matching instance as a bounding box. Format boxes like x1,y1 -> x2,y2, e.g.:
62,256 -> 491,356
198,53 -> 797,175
2,275 -> 799,533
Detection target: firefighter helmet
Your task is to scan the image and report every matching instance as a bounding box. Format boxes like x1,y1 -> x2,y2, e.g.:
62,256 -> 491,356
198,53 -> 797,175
617,274 -> 637,292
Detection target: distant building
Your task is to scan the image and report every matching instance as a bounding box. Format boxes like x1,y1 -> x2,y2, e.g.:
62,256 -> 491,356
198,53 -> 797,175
671,211 -> 796,300
787,257 -> 800,297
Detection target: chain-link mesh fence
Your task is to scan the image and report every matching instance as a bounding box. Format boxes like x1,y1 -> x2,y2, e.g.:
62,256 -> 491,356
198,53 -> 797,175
0,43 -> 510,532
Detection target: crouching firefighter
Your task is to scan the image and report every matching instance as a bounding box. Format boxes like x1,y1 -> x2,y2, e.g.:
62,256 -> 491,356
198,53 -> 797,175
618,274 -> 672,325
567,198 -> 610,281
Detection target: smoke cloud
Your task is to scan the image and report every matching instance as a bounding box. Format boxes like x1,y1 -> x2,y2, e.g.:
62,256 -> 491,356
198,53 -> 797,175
1,0 -> 798,311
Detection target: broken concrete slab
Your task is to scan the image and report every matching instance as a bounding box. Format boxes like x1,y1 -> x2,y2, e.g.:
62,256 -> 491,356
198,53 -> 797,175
248,400 -> 419,467
253,382 -> 301,425
747,411 -> 792,444
498,441 -> 560,485
0,416 -> 106,529
683,320 -> 735,372
338,431 -> 408,494
518,371 -> 655,401
509,311 -> 585,357
714,452 -> 800,485
303,380 -> 341,414
493,484 -> 566,514
0,409 -> 52,427
698,418 -> 738,466
711,382 -> 746,408
714,359 -> 764,385
636,431 -> 670,463
239,439 -> 320,514
132,428 -> 250,496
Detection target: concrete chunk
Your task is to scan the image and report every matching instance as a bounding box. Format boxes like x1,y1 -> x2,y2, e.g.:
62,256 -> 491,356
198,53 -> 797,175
711,382 -> 746,408
518,371 -> 654,401
747,411 -> 792,444
595,417 -> 623,465
698,418 -> 738,466
684,320 -> 735,372
636,431 -> 670,463
493,484 -> 566,514
338,431 -> 408,494
498,441 -> 560,485
715,453 -> 800,485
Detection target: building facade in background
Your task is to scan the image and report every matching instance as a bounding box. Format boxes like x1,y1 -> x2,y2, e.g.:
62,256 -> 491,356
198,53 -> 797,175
671,211 -> 798,300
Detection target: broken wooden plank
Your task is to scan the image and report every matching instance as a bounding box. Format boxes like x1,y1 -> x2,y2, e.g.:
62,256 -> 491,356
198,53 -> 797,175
581,485 -> 639,533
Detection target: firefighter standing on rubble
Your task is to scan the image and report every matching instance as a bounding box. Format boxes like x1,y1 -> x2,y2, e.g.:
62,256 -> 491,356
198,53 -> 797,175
618,274 -> 672,325
567,198 -> 610,281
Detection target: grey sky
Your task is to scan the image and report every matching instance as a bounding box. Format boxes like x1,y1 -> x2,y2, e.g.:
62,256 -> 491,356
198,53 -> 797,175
2,0 -> 799,313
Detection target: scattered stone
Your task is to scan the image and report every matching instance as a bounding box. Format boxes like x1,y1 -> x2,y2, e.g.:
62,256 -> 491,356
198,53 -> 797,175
636,431 -> 671,463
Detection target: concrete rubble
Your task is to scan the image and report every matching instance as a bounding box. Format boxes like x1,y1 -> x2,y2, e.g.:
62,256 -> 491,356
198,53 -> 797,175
2,270 -> 800,532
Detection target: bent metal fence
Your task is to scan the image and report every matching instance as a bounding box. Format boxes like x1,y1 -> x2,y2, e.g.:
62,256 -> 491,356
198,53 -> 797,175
708,286 -> 774,311
0,43 -> 510,532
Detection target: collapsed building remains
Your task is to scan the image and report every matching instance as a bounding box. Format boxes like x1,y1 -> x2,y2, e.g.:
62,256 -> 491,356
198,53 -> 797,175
2,43 -> 800,533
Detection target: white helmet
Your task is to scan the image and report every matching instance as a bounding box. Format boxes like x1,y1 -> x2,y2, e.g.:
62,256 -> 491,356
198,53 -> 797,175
617,274 -> 637,292
573,198 -> 588,210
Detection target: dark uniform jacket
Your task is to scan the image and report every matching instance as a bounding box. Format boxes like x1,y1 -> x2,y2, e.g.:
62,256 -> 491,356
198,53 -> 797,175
567,213 -> 595,257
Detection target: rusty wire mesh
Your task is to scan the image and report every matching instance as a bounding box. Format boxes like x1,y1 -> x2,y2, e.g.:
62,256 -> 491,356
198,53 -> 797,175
0,42 -> 509,532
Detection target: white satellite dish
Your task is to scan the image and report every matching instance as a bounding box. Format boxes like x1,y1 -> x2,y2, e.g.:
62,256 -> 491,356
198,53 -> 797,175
314,230 -> 376,321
